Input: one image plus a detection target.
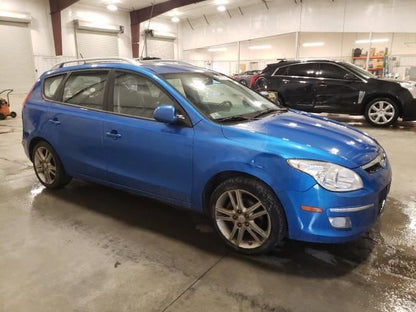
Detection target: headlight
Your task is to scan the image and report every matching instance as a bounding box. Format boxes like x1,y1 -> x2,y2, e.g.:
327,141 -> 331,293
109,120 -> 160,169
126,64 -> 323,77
287,159 -> 363,192
399,81 -> 416,98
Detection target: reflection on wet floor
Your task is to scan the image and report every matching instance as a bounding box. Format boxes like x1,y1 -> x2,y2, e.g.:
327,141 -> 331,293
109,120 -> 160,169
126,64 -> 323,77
27,177 -> 416,311
2,113 -> 415,311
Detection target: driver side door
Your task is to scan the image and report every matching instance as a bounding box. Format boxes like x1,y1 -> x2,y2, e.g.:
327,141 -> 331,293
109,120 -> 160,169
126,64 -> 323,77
104,71 -> 194,206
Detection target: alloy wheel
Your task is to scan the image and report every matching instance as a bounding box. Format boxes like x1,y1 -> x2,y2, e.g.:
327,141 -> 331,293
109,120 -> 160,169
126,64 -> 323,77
34,146 -> 57,185
368,101 -> 395,125
214,189 -> 271,249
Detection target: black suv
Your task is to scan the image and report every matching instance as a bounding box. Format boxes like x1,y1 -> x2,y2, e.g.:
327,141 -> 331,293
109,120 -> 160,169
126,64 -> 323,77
254,60 -> 416,126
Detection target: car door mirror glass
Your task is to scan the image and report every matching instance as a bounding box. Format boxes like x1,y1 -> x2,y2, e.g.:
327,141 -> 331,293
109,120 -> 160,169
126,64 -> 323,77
153,105 -> 178,124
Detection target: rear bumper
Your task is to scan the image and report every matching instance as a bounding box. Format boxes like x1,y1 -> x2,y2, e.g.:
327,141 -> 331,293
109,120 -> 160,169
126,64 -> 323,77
277,162 -> 392,243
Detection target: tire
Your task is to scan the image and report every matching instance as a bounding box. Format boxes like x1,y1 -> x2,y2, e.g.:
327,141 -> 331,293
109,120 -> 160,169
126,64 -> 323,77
10,111 -> 16,118
365,98 -> 399,127
210,176 -> 287,255
254,77 -> 268,91
0,113 -> 5,120
239,80 -> 247,86
32,141 -> 72,189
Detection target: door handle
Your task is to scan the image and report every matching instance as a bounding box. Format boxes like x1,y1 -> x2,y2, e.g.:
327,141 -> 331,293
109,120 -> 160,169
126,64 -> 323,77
282,79 -> 289,84
319,83 -> 327,87
48,118 -> 61,125
106,130 -> 122,139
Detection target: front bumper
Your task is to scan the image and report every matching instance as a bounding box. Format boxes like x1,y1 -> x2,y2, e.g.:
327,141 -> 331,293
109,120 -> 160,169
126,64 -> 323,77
277,162 -> 392,243
401,97 -> 416,121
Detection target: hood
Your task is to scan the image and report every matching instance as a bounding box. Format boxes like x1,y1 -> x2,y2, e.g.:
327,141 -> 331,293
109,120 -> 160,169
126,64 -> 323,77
221,110 -> 380,168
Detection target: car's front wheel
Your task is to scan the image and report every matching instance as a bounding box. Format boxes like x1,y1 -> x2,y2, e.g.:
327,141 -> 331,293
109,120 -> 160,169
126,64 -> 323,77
365,98 -> 399,127
32,141 -> 72,189
210,177 -> 286,254
239,79 -> 247,86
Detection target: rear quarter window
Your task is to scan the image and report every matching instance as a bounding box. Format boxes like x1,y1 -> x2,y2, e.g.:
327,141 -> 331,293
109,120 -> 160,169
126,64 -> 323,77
43,74 -> 65,100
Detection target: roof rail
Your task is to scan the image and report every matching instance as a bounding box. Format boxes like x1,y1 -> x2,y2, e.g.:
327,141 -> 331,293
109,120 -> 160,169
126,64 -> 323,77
52,57 -> 140,69
136,59 -> 195,66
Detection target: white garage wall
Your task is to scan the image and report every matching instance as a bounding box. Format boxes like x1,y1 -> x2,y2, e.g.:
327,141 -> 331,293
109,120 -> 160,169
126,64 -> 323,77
138,17 -> 179,59
61,4 -> 131,58
180,0 -> 416,51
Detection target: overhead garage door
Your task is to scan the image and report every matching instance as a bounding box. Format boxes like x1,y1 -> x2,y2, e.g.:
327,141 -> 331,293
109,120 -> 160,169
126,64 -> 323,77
146,38 -> 174,59
75,29 -> 119,58
0,21 -> 35,93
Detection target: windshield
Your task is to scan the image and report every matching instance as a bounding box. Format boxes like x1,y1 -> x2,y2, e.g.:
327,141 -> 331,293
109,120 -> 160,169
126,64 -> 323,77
161,72 -> 281,122
341,62 -> 376,79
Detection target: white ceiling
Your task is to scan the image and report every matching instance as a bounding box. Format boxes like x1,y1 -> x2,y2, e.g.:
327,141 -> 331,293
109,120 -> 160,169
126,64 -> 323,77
77,0 -> 272,19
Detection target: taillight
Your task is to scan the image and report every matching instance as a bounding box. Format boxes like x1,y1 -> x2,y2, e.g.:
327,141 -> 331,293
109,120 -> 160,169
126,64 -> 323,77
23,84 -> 35,107
249,74 -> 259,88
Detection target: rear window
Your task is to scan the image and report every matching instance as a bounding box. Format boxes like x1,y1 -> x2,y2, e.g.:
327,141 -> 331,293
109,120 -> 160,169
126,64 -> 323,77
62,71 -> 108,110
273,66 -> 288,76
43,74 -> 65,100
287,63 -> 317,77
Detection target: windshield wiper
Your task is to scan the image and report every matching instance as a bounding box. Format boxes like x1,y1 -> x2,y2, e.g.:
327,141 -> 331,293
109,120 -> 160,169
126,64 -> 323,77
252,108 -> 284,119
215,115 -> 252,123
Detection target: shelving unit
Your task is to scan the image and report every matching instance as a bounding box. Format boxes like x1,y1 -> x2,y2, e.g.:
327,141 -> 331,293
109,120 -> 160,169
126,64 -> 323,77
352,55 -> 387,77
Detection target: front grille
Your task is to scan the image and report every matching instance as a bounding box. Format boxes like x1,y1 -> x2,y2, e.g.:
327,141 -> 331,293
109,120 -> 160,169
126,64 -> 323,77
361,150 -> 386,174
364,162 -> 383,174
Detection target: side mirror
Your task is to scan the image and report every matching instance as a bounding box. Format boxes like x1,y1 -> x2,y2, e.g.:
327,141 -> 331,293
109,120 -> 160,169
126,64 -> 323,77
153,105 -> 178,124
344,73 -> 357,80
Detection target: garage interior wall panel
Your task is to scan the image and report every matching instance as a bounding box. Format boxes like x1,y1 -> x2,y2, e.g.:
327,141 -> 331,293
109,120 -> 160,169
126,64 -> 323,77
146,38 -> 175,59
75,30 -> 119,58
0,22 -> 35,94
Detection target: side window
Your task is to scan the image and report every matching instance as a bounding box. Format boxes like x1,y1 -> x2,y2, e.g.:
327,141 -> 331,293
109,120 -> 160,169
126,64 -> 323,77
287,64 -> 317,77
317,64 -> 348,79
43,74 -> 65,100
273,67 -> 288,76
113,72 -> 172,119
62,71 -> 108,110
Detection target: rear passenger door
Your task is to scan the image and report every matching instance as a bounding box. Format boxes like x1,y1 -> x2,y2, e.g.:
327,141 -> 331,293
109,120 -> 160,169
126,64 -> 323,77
103,71 -> 194,205
47,70 -> 109,180
275,63 -> 317,110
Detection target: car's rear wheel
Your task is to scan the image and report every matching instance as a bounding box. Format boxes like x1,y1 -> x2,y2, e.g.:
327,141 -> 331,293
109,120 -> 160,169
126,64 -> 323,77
365,98 -> 399,127
239,80 -> 247,86
10,111 -> 16,118
0,113 -> 5,120
210,177 -> 286,254
32,141 -> 72,189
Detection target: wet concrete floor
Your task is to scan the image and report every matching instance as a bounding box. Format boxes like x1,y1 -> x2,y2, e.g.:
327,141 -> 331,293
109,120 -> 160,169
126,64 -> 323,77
0,100 -> 415,311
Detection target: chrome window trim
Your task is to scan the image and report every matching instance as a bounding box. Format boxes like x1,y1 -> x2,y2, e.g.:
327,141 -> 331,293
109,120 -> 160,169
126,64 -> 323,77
271,62 -> 366,83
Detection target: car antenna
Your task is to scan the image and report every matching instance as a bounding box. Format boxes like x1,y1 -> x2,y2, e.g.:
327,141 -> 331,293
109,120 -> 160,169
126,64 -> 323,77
79,53 -> 86,64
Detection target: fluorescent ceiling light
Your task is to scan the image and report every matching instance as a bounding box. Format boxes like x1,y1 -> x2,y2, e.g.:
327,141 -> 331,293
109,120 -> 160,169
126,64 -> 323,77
171,16 -> 180,23
215,0 -> 228,4
302,42 -> 325,47
208,47 -> 227,52
355,38 -> 389,44
217,5 -> 226,12
249,45 -> 272,50
0,10 -> 31,23
107,4 -> 118,11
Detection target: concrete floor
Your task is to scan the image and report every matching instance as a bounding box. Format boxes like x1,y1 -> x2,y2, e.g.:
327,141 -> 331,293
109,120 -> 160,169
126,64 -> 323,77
1,96 -> 415,312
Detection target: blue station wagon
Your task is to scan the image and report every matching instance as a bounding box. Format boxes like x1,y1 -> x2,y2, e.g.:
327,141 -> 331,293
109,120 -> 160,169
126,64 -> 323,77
22,58 -> 392,254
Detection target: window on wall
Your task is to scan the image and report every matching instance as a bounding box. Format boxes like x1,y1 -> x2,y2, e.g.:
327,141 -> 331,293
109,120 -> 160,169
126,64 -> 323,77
113,72 -> 171,119
62,71 -> 108,110
287,63 -> 317,77
317,63 -> 348,79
